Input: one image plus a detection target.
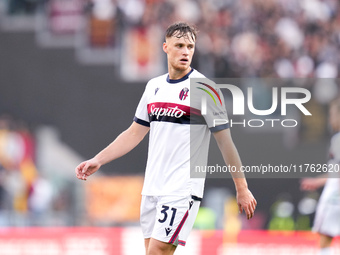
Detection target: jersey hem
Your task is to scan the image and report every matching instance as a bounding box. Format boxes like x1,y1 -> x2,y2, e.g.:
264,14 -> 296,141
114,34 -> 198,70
141,192 -> 203,199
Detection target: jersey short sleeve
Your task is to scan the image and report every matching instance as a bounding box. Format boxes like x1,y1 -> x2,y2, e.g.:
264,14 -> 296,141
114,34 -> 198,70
203,86 -> 229,132
191,79 -> 229,133
134,83 -> 151,127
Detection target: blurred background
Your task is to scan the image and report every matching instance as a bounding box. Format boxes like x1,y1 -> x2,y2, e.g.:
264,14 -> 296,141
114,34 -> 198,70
0,0 -> 339,254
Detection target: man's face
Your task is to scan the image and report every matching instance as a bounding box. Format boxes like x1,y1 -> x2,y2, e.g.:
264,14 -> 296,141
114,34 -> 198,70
163,32 -> 195,73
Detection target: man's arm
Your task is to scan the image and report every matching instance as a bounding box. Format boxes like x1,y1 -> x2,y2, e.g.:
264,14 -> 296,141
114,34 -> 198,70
213,128 -> 257,219
75,121 -> 150,181
300,174 -> 328,191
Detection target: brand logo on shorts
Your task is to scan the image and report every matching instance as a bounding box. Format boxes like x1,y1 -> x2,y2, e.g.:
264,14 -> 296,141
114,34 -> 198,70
165,228 -> 172,236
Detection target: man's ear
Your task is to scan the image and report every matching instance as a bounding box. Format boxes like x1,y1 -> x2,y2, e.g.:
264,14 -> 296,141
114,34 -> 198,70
163,42 -> 168,54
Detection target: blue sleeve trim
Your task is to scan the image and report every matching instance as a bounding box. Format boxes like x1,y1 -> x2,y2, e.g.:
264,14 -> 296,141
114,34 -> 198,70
209,123 -> 230,133
133,116 -> 150,127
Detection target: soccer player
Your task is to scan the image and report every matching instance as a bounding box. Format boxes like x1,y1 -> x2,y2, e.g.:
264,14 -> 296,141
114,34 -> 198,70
300,98 -> 340,255
75,22 -> 257,255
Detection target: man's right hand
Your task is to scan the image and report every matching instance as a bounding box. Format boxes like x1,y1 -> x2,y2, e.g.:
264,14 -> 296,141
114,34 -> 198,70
75,158 -> 101,181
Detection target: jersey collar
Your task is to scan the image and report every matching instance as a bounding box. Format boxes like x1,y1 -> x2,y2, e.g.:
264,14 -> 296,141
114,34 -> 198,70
166,68 -> 194,84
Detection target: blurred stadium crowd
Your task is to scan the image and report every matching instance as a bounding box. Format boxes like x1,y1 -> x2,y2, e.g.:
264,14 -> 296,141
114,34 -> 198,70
1,0 -> 339,79
0,115 -> 50,226
0,115 -> 76,226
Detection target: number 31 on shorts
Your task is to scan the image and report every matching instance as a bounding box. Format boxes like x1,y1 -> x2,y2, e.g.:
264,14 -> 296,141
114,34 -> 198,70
158,205 -> 177,226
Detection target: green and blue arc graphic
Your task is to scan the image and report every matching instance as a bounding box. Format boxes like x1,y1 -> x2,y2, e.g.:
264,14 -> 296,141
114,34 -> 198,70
196,82 -> 223,106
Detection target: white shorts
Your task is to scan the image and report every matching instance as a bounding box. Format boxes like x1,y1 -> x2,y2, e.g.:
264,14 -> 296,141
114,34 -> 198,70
140,194 -> 201,246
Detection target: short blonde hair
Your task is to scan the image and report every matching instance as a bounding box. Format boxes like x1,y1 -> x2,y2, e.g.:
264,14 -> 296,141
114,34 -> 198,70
165,22 -> 198,42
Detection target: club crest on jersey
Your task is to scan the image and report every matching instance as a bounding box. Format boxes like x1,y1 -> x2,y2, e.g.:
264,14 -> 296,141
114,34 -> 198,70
179,87 -> 189,100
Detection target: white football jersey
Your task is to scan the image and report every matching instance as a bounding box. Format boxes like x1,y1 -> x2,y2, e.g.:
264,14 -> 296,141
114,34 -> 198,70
134,69 -> 229,198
